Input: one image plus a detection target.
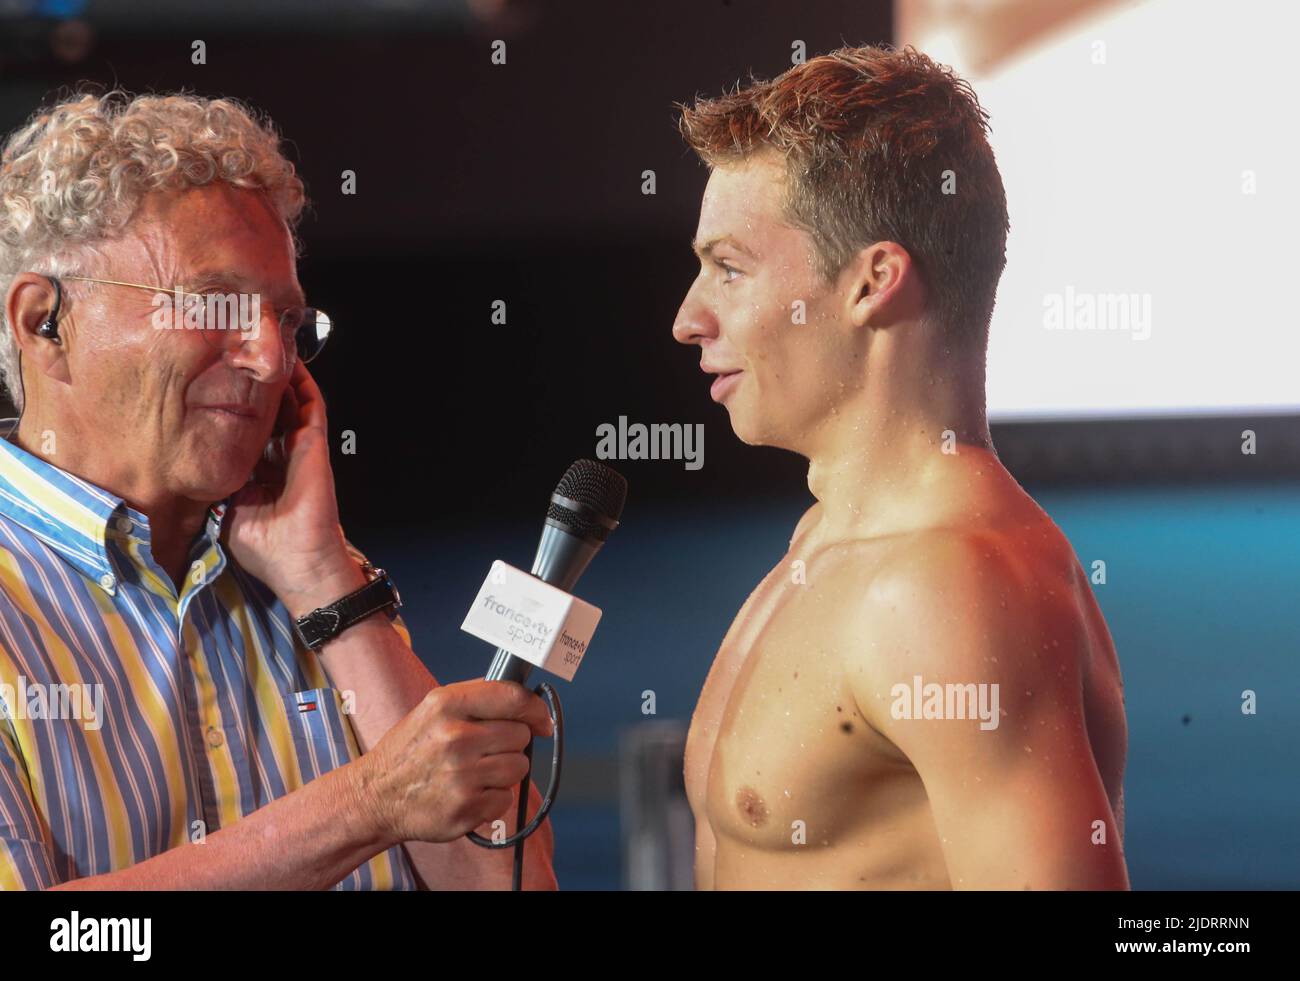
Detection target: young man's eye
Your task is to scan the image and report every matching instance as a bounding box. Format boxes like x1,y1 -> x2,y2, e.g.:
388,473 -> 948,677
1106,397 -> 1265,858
716,260 -> 741,282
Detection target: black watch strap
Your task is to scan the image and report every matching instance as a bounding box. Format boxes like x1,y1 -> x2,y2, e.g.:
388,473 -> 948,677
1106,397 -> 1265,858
294,562 -> 402,651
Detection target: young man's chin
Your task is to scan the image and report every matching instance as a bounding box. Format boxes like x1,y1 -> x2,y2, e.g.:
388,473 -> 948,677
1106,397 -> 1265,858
725,403 -> 809,455
727,412 -> 776,449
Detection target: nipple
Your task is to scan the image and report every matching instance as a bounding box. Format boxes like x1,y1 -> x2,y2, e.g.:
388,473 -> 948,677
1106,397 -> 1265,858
736,786 -> 769,828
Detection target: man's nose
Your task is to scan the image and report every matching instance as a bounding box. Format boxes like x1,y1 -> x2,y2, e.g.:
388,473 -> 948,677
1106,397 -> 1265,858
225,306 -> 293,383
672,283 -> 718,346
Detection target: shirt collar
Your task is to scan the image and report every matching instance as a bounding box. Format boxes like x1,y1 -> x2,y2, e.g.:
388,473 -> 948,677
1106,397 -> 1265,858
0,417 -> 231,591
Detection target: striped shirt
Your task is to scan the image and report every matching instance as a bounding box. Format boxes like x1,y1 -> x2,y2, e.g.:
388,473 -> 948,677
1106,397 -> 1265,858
0,418 -> 417,889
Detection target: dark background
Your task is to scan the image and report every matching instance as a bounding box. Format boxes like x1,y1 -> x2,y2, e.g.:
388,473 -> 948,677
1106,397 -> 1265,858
1,0 -> 1296,890
1,0 -> 896,518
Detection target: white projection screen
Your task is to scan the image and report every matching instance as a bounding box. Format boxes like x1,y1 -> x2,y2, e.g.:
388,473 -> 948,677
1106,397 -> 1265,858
898,0 -> 1298,423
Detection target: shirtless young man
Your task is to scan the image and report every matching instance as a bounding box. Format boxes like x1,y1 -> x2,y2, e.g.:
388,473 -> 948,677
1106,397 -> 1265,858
671,45 -> 1129,890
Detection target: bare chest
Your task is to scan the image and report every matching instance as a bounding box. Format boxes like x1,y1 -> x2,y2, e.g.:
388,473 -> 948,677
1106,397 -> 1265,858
683,544 -> 910,849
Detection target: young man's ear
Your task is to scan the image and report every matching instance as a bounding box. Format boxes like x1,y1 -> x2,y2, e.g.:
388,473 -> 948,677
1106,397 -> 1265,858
8,273 -> 72,384
844,241 -> 925,328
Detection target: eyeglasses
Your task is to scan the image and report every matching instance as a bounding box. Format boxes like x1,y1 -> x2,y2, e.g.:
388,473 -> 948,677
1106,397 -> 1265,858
47,275 -> 333,365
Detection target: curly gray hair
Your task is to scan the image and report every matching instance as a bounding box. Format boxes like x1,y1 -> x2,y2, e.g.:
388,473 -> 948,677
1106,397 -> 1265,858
0,89 -> 307,412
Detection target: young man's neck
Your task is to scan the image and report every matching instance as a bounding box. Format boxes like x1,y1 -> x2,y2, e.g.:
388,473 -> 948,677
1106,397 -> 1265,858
801,360 -> 996,543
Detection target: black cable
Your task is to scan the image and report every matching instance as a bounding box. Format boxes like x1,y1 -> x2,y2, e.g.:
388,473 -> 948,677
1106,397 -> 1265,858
511,739 -> 533,891
11,276 -> 63,439
11,350 -> 25,438
466,680 -> 564,892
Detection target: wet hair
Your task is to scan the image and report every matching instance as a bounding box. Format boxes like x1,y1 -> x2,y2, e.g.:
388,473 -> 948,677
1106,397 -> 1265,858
678,44 -> 1009,352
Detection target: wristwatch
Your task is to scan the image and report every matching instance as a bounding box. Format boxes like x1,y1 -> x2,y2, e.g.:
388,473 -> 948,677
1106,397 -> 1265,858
293,560 -> 402,651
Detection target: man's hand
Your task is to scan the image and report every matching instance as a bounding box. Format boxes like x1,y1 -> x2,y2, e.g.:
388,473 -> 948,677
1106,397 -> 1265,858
355,680 -> 555,845
219,359 -> 358,602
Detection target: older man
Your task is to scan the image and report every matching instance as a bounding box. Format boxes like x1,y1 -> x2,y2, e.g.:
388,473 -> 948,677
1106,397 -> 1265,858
0,91 -> 556,889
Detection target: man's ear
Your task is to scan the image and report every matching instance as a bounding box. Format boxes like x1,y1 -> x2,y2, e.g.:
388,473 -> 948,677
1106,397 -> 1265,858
844,241 -> 925,329
7,273 -> 71,385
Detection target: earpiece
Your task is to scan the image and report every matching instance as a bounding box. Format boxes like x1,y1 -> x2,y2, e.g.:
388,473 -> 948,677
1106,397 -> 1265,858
37,276 -> 62,344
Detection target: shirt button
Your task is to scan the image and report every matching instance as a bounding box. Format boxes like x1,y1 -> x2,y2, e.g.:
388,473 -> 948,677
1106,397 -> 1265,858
206,726 -> 224,748
114,516 -> 133,533
99,573 -> 116,590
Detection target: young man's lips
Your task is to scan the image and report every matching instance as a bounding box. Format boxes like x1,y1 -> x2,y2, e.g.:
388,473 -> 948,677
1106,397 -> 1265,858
709,370 -> 743,402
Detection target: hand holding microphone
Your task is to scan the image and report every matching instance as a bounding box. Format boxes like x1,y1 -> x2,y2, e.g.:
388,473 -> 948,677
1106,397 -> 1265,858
349,459 -> 626,855
357,678 -> 554,844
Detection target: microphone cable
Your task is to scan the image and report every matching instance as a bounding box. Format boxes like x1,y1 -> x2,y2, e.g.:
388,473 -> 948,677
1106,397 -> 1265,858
465,681 -> 564,891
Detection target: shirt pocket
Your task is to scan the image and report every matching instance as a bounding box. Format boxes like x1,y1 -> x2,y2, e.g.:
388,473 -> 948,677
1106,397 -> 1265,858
281,687 -> 358,782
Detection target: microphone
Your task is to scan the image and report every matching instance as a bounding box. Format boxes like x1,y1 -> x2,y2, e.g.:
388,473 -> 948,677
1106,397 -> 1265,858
485,459 -> 628,685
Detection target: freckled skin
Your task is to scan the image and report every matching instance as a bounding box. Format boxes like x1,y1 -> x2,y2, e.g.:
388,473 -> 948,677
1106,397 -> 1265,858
675,152 -> 1128,891
685,498 -> 1127,890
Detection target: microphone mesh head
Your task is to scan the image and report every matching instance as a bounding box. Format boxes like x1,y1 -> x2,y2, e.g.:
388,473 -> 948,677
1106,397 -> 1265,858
547,459 -> 628,541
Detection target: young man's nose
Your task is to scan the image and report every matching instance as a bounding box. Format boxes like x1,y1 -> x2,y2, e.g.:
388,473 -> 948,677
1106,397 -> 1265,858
672,290 -> 719,346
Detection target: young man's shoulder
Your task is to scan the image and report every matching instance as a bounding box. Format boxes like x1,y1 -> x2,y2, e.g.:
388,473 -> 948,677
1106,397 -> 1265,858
806,509 -> 1083,667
